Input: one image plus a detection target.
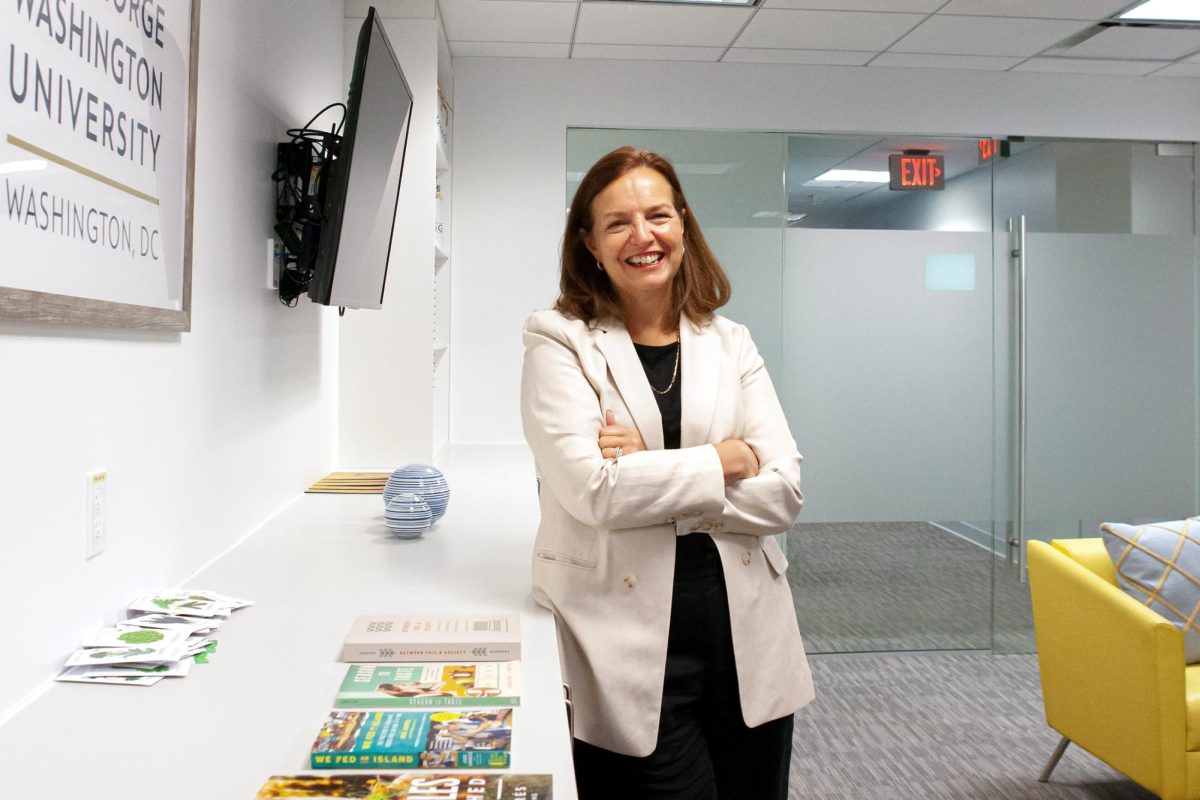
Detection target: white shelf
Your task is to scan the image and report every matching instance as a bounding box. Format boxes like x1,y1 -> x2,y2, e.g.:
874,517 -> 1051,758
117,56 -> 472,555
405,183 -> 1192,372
433,72 -> 452,458
0,475 -> 577,798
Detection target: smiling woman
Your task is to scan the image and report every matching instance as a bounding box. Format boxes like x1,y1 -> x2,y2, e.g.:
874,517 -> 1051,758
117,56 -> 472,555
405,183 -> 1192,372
520,147 -> 813,800
582,167 -> 685,330
555,148 -> 730,343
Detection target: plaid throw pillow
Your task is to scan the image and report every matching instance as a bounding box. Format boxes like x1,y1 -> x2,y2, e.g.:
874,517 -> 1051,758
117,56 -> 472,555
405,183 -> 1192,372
1101,518 -> 1200,663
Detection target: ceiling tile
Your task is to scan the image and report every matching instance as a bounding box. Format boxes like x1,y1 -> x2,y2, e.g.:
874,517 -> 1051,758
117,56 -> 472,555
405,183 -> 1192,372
450,41 -> 571,57
574,3 -> 753,47
889,15 -> 1090,56
1150,62 -> 1200,78
763,0 -> 943,10
1057,26 -> 1200,60
571,43 -> 725,61
1013,56 -> 1167,74
870,52 -> 1023,70
346,0 -> 435,18
735,9 -> 925,50
439,0 -> 578,43
936,0 -> 1131,20
722,47 -> 874,65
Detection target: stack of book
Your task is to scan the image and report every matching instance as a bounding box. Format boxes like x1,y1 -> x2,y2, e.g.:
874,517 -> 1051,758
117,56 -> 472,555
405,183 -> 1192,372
54,588 -> 252,686
255,772 -> 552,799
253,614 -> 552,798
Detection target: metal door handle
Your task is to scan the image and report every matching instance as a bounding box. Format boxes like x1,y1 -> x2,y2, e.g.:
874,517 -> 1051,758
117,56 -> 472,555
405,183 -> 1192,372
1009,215 -> 1028,583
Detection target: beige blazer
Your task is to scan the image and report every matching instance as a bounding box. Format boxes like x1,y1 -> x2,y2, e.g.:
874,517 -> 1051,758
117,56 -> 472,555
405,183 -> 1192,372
520,309 -> 815,757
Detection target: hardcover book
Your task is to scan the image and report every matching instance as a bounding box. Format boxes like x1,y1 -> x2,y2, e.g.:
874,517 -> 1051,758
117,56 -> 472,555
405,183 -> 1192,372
310,709 -> 513,770
340,615 -> 520,663
335,662 -> 521,708
255,773 -> 552,799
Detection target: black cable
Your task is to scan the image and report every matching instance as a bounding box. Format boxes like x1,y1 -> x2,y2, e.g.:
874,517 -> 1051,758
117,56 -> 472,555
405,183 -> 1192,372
273,103 -> 347,307
296,102 -> 346,136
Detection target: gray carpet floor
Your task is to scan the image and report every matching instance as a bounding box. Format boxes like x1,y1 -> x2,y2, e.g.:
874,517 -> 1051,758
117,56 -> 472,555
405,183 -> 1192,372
787,522 -> 1036,654
777,522 -> 1146,796
790,650 -> 1154,800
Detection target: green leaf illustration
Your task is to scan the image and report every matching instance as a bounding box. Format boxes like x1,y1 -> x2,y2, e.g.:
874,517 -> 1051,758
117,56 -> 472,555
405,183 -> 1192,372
117,630 -> 165,644
88,647 -> 157,659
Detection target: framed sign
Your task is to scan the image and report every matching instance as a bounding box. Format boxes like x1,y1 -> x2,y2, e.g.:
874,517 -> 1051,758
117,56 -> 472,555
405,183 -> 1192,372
0,0 -> 200,331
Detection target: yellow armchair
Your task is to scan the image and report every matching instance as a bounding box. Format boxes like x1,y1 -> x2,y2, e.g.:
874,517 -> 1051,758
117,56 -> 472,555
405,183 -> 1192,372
1027,538 -> 1200,799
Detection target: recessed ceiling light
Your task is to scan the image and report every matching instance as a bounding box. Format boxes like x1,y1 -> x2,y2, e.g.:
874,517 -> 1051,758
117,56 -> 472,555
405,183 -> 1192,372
584,0 -> 761,6
810,169 -> 890,183
1119,0 -> 1200,22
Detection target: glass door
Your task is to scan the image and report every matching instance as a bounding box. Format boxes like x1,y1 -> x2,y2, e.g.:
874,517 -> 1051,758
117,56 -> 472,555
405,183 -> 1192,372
781,133 -> 997,653
991,139 -> 1199,652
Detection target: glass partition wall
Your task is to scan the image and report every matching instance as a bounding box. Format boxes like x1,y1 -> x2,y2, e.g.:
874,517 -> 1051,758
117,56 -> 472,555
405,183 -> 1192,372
566,129 -> 1199,655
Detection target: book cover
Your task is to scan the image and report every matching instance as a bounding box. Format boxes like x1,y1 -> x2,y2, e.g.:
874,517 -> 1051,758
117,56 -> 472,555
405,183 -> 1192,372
340,615 -> 520,663
335,662 -> 520,708
258,772 -> 552,796
255,773 -> 552,799
310,709 -> 513,770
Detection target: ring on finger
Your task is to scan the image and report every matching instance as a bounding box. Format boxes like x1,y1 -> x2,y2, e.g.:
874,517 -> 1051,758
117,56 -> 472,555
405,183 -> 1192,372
614,446 -> 623,459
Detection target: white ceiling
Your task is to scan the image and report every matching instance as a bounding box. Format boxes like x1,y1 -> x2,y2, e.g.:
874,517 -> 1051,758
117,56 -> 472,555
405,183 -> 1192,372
410,0 -> 1200,78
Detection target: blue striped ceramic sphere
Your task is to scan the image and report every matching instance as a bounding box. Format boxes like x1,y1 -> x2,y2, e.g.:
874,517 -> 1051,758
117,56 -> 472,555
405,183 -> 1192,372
383,464 -> 450,523
384,492 -> 432,539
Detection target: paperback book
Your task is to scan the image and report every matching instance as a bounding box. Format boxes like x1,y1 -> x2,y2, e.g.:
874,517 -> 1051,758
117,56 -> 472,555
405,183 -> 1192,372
310,709 -> 513,769
340,615 -> 520,663
335,662 -> 520,708
255,773 -> 552,799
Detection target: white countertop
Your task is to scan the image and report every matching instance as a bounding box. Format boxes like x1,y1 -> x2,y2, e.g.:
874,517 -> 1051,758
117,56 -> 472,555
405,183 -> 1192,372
0,444 -> 577,799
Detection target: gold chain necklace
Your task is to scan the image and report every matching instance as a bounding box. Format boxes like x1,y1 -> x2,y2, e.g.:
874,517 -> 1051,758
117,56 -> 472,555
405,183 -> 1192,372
649,339 -> 681,396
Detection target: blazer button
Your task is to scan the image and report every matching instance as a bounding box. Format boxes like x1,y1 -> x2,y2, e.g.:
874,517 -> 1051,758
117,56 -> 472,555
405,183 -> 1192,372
741,551 -> 752,565
623,574 -> 638,588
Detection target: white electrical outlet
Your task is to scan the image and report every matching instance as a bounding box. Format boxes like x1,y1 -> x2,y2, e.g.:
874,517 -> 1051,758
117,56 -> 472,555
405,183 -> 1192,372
267,237 -> 279,290
85,469 -> 107,560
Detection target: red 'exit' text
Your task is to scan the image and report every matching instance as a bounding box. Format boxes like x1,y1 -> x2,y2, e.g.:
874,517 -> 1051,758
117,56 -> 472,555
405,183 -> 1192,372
889,154 -> 945,191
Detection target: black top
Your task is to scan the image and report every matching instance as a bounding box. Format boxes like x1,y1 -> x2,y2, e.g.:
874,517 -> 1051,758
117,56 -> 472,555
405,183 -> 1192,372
633,340 -> 720,581
632,341 -> 682,450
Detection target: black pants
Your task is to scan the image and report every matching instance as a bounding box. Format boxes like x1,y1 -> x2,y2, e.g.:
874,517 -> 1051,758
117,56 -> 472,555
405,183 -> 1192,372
574,535 -> 794,800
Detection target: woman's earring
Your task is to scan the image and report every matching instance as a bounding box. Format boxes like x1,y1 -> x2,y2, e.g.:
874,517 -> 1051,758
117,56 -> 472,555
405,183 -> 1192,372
596,260 -> 604,272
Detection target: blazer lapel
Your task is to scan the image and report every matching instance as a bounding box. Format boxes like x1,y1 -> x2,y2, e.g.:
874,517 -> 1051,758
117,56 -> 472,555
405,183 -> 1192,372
594,321 -> 665,451
680,316 -> 721,448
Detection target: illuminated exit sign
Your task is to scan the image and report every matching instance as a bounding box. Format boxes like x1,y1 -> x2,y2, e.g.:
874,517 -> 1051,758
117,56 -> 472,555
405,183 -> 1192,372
889,153 -> 945,191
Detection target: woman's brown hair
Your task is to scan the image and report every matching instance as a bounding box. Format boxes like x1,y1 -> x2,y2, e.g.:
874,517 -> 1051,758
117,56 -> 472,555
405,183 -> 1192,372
555,147 -> 731,325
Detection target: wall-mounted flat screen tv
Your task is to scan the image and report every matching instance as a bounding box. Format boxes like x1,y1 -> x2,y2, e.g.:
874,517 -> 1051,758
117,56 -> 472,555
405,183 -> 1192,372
308,7 -> 413,309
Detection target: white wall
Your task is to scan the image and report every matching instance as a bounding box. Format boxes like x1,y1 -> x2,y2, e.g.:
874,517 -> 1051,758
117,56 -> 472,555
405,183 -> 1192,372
0,0 -> 342,722
449,57 -> 1200,444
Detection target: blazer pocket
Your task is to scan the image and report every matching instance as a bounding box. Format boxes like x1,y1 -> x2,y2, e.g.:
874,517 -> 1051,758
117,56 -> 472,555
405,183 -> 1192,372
761,535 -> 790,577
535,548 -> 598,571
535,525 -> 599,571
